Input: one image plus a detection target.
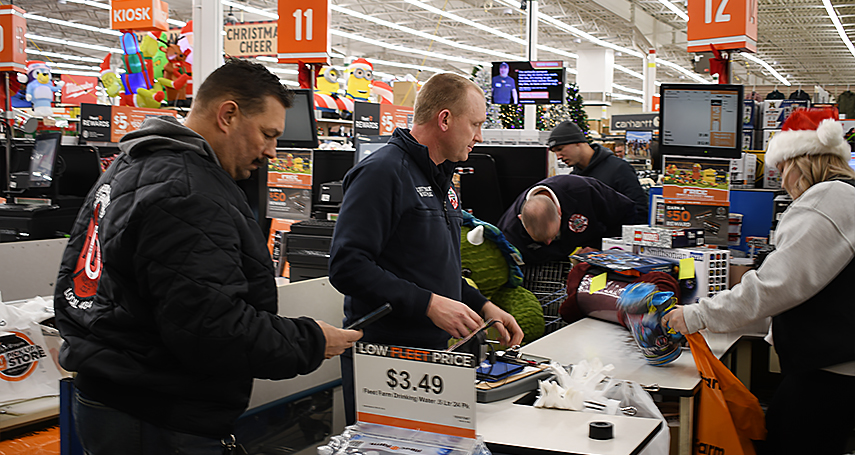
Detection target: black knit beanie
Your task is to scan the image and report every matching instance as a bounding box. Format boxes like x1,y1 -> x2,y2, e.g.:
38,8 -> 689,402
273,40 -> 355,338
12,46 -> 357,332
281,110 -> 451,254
547,120 -> 587,148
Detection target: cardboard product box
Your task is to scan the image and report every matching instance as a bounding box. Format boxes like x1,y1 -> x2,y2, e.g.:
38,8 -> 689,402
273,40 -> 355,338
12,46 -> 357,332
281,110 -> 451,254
601,237 -> 638,253
762,129 -> 781,150
764,165 -> 782,189
637,246 -> 730,304
622,225 -> 705,248
762,99 -> 810,129
743,100 -> 762,130
730,152 -> 757,188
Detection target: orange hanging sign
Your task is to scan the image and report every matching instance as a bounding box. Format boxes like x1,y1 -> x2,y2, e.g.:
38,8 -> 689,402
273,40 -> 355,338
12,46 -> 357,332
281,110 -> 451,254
278,0 -> 330,64
110,0 -> 169,33
687,0 -> 757,53
0,5 -> 27,73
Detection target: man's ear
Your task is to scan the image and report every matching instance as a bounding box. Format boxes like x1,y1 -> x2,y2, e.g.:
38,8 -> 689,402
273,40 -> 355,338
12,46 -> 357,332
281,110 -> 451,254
216,100 -> 239,134
437,109 -> 451,132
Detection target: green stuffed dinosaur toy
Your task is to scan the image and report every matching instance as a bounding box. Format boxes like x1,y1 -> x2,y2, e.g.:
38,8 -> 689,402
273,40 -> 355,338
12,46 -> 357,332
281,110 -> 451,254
461,212 -> 544,344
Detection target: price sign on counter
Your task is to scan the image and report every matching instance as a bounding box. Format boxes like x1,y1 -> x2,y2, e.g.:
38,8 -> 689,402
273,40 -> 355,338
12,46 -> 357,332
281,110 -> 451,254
353,342 -> 477,438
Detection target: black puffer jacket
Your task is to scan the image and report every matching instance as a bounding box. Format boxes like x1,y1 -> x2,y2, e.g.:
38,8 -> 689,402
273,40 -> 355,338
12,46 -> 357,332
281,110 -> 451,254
54,117 -> 326,438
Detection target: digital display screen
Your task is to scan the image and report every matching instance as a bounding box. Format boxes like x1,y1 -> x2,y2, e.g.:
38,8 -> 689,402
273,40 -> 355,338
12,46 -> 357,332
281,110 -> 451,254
279,89 -> 319,149
661,88 -> 740,149
29,135 -> 60,188
491,61 -> 565,105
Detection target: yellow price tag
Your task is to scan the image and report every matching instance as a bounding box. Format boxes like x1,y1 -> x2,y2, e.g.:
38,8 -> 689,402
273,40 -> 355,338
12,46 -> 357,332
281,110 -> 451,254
679,258 -> 695,280
589,273 -> 607,294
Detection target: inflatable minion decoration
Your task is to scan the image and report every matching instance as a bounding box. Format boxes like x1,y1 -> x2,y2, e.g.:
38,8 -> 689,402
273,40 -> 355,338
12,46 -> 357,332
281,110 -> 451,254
345,58 -> 373,102
316,67 -> 341,96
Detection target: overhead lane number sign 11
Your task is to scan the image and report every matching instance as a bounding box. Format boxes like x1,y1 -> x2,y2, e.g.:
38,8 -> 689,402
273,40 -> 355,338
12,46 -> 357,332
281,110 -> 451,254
278,0 -> 330,64
353,342 -> 477,439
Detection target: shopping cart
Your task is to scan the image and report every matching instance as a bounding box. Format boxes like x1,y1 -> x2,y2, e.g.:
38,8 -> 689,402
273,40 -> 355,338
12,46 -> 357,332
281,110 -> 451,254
521,261 -> 573,335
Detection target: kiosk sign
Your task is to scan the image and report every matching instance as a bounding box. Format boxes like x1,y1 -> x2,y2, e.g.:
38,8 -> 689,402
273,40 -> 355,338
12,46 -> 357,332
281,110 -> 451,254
354,342 -> 477,439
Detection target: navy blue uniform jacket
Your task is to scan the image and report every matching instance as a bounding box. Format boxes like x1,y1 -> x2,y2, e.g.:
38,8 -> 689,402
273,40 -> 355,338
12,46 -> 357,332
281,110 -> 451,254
329,128 -> 487,349
497,175 -> 636,265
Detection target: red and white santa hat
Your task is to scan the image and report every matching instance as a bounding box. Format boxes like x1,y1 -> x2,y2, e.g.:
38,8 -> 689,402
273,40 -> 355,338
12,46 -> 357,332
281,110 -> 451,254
349,58 -> 373,72
100,54 -> 115,77
765,107 -> 850,169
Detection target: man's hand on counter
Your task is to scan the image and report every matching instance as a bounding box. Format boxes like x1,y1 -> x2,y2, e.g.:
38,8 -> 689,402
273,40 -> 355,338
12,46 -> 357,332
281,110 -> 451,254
481,301 -> 524,346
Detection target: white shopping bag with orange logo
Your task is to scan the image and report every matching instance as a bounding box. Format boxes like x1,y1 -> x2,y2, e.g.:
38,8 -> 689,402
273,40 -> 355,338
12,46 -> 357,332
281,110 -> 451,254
0,297 -> 62,404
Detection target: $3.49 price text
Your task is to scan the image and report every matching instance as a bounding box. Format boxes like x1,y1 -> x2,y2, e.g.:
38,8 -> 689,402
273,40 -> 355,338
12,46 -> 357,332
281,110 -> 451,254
386,368 -> 444,394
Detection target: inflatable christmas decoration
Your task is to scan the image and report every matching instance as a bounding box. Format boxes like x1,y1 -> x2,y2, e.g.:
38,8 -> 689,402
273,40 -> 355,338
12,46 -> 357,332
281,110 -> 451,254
21,61 -> 63,117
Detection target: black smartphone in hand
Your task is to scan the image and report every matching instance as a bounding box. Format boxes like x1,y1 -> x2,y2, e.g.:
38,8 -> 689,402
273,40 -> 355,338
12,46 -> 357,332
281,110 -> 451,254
344,303 -> 393,330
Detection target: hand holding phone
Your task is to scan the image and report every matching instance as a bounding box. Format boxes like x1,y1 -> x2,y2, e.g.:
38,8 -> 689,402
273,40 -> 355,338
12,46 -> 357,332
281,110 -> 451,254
344,303 -> 393,330
446,319 -> 497,352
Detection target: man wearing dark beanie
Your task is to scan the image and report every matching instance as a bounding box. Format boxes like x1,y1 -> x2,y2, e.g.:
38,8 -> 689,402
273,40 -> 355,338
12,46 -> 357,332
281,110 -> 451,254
547,120 -> 648,224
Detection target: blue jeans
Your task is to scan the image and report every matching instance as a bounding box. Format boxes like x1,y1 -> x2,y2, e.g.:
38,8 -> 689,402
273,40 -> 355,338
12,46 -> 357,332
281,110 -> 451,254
73,389 -> 224,455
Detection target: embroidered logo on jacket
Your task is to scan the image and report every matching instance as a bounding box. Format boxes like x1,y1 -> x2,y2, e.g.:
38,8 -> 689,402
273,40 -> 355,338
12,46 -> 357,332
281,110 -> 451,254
447,187 -> 459,209
415,186 -> 434,198
568,214 -> 588,233
65,184 -> 111,310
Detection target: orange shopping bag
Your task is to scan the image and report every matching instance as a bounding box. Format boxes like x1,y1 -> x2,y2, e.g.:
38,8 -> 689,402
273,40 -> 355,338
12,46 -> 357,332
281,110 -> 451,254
686,332 -> 766,455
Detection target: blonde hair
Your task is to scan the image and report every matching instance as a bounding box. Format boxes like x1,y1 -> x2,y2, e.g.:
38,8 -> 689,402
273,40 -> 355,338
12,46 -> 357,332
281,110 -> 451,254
520,195 -> 559,242
413,73 -> 483,125
781,153 -> 855,199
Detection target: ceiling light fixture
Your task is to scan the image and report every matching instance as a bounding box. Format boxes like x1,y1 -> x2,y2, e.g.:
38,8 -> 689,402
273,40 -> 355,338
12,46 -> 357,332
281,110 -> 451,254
24,13 -> 122,36
332,29 -> 485,66
45,61 -> 101,71
738,52 -> 791,86
332,5 -> 522,61
27,49 -> 103,64
222,1 -> 279,20
612,83 -> 644,95
656,0 -> 690,21
26,33 -> 123,54
822,0 -> 855,59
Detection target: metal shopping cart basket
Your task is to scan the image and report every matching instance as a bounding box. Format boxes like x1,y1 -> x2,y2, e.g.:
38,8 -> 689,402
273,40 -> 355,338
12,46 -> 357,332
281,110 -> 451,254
521,261 -> 573,335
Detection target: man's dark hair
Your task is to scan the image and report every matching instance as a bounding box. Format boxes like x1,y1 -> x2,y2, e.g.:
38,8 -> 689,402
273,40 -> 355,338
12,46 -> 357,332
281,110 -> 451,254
193,58 -> 294,116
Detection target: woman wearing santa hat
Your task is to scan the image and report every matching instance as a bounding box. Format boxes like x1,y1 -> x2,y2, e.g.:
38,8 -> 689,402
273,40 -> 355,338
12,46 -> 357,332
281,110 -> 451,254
662,107 -> 855,454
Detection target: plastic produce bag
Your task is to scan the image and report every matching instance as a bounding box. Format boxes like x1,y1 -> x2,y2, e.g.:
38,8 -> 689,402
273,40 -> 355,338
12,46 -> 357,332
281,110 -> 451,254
0,297 -> 63,405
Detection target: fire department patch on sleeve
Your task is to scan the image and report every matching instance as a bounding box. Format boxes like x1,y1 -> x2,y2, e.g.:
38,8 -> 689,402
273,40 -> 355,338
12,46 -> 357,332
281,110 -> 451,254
447,187 -> 459,209
568,214 -> 588,233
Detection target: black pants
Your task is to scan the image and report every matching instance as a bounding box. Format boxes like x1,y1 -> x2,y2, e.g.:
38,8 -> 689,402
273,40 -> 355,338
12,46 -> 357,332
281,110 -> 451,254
762,368 -> 855,454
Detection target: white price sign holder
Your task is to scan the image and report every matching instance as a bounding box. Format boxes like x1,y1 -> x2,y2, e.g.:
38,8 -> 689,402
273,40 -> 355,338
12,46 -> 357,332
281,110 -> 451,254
353,342 -> 477,439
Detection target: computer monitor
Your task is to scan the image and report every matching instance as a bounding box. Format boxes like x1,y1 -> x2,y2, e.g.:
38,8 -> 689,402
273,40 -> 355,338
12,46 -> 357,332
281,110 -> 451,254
460,144 -> 549,224
354,135 -> 390,164
658,83 -> 743,159
28,132 -> 62,190
278,89 -> 319,149
56,145 -> 102,198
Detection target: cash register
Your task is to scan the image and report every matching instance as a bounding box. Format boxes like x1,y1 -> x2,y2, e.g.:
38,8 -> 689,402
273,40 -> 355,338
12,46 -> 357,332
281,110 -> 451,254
0,132 -> 101,242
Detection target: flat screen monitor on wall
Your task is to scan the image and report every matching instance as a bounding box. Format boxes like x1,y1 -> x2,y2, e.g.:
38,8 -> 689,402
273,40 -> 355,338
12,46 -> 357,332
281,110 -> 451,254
278,89 -> 319,149
658,83 -> 744,159
490,61 -> 565,105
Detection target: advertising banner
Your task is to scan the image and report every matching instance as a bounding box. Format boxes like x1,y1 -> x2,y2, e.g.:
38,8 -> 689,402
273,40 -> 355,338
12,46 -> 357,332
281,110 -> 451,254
224,21 -> 277,57
61,75 -> 98,106
267,149 -> 312,219
662,156 -> 731,245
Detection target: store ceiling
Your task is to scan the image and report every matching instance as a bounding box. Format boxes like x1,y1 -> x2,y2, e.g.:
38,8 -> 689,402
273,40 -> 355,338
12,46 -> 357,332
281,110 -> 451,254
20,0 -> 855,103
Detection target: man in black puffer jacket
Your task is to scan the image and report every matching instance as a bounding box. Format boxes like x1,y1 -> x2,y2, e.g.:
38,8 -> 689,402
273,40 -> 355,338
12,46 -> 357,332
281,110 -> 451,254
54,59 -> 361,455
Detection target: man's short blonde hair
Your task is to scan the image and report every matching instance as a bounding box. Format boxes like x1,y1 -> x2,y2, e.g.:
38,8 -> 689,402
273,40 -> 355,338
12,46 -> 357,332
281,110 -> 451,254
413,73 -> 484,125
520,194 -> 560,242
